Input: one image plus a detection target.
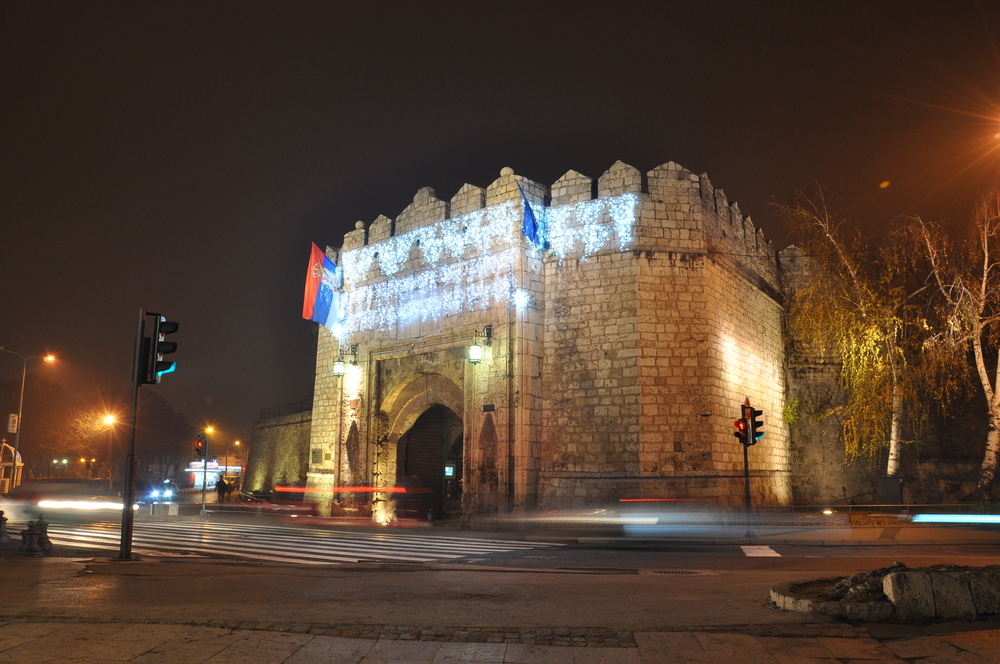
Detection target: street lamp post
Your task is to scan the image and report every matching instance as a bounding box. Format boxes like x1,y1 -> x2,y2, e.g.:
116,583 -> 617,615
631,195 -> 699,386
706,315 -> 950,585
224,440 -> 240,478
102,415 -> 116,489
201,427 -> 214,516
0,347 -> 54,490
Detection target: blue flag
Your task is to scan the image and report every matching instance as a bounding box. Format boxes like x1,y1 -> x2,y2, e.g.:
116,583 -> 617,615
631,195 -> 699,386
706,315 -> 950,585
517,181 -> 541,247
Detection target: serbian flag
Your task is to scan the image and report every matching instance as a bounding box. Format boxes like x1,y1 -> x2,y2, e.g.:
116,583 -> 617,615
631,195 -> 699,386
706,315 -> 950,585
302,243 -> 341,332
517,181 -> 542,247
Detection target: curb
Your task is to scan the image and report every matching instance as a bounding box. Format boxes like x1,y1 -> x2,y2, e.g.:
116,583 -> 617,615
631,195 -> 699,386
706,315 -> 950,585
769,580 -> 896,621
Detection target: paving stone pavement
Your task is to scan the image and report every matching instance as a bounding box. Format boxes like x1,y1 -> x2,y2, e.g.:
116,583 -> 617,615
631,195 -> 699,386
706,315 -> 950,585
1,616 -> 999,663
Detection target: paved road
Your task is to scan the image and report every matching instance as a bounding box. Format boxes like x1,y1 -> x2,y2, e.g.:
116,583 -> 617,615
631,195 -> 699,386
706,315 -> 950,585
46,520 -> 564,564
5,520 -> 1000,662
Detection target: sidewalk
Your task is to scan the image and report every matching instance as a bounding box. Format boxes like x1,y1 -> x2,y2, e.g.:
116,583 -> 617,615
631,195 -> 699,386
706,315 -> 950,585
2,519 -> 1000,662
2,615 -> 999,662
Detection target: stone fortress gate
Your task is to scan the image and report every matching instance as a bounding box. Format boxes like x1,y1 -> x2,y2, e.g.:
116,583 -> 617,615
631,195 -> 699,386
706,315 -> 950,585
306,161 -> 792,522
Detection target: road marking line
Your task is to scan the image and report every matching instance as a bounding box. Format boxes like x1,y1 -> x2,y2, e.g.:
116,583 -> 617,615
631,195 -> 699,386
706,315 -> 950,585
741,545 -> 781,557
46,522 -> 561,566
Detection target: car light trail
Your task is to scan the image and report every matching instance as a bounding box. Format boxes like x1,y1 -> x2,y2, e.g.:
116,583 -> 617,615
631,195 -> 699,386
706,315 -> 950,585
38,500 -> 138,511
911,514 -> 1000,524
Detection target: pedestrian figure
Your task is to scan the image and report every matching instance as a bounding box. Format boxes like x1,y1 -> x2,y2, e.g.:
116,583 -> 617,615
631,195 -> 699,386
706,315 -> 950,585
215,476 -> 227,503
0,510 -> 9,544
225,480 -> 235,502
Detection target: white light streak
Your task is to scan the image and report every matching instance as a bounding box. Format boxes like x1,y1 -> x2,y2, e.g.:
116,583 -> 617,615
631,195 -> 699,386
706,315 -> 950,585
38,500 -> 137,511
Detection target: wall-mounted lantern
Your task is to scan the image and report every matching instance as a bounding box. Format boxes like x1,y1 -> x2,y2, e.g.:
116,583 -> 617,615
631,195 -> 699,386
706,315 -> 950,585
334,344 -> 359,376
468,343 -> 483,364
468,325 -> 492,364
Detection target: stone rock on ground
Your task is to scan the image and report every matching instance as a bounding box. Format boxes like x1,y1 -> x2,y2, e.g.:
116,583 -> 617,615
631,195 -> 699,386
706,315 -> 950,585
883,571 -> 934,622
930,572 -> 976,621
820,562 -> 903,603
970,569 -> 1000,614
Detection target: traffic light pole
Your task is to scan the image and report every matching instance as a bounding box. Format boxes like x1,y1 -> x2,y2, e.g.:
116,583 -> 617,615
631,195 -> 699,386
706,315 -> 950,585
742,436 -> 755,538
741,402 -> 757,538
200,439 -> 208,516
118,307 -> 145,560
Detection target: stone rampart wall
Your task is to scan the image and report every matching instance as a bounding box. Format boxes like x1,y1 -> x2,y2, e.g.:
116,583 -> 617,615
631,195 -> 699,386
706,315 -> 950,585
309,159 -> 795,516
539,251 -> 641,505
246,410 -> 312,492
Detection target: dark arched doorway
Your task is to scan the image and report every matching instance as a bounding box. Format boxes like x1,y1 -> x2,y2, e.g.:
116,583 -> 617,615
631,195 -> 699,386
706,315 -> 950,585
395,404 -> 463,519
340,421 -> 362,504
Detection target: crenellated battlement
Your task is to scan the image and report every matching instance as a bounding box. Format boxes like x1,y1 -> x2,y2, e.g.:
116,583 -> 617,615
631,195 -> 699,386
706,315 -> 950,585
336,160 -> 779,299
306,158 -> 795,520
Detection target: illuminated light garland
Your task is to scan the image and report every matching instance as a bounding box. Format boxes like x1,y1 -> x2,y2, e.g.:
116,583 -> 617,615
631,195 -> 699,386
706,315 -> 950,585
544,193 -> 638,258
336,193 -> 640,336
339,249 -> 518,336
341,201 -> 518,284
513,289 -> 531,310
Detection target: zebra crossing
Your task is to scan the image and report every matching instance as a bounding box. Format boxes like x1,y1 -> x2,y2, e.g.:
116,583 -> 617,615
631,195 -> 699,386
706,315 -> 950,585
46,521 -> 562,565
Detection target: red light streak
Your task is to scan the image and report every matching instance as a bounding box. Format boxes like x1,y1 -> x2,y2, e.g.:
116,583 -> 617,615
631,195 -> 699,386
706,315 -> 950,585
272,485 -> 434,495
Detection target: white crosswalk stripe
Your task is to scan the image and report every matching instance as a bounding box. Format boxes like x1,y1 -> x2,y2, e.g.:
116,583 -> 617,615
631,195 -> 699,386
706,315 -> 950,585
46,521 -> 562,565
741,545 -> 781,557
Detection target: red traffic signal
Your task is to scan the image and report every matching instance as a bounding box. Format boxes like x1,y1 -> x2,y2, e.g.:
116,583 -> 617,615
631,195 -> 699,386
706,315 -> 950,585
195,439 -> 205,458
733,418 -> 749,445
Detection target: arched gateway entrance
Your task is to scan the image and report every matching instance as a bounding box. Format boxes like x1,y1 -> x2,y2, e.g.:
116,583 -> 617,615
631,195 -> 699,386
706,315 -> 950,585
395,405 -> 463,519
378,372 -> 466,522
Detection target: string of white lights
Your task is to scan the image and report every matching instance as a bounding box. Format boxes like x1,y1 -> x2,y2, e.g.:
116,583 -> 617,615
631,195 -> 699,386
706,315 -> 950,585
336,193 -> 640,336
341,201 -> 518,284
545,193 -> 638,258
339,249 -> 519,336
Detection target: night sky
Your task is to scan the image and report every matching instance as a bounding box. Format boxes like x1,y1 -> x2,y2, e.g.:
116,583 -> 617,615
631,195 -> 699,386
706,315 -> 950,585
3,2 -> 999,443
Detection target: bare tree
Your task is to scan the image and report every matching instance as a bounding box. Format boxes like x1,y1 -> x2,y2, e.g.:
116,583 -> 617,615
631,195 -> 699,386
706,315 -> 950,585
916,194 -> 1000,498
780,190 -> 934,475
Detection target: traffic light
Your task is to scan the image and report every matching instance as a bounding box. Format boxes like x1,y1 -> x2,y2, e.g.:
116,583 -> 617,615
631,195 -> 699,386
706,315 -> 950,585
733,418 -> 749,445
195,439 -> 205,458
151,317 -> 179,383
747,407 -> 764,444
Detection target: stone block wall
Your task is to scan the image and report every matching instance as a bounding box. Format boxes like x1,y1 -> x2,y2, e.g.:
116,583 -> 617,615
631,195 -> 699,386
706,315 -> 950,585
778,245 -> 882,504
246,409 -> 312,492
539,251 -> 642,505
307,159 -> 797,519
